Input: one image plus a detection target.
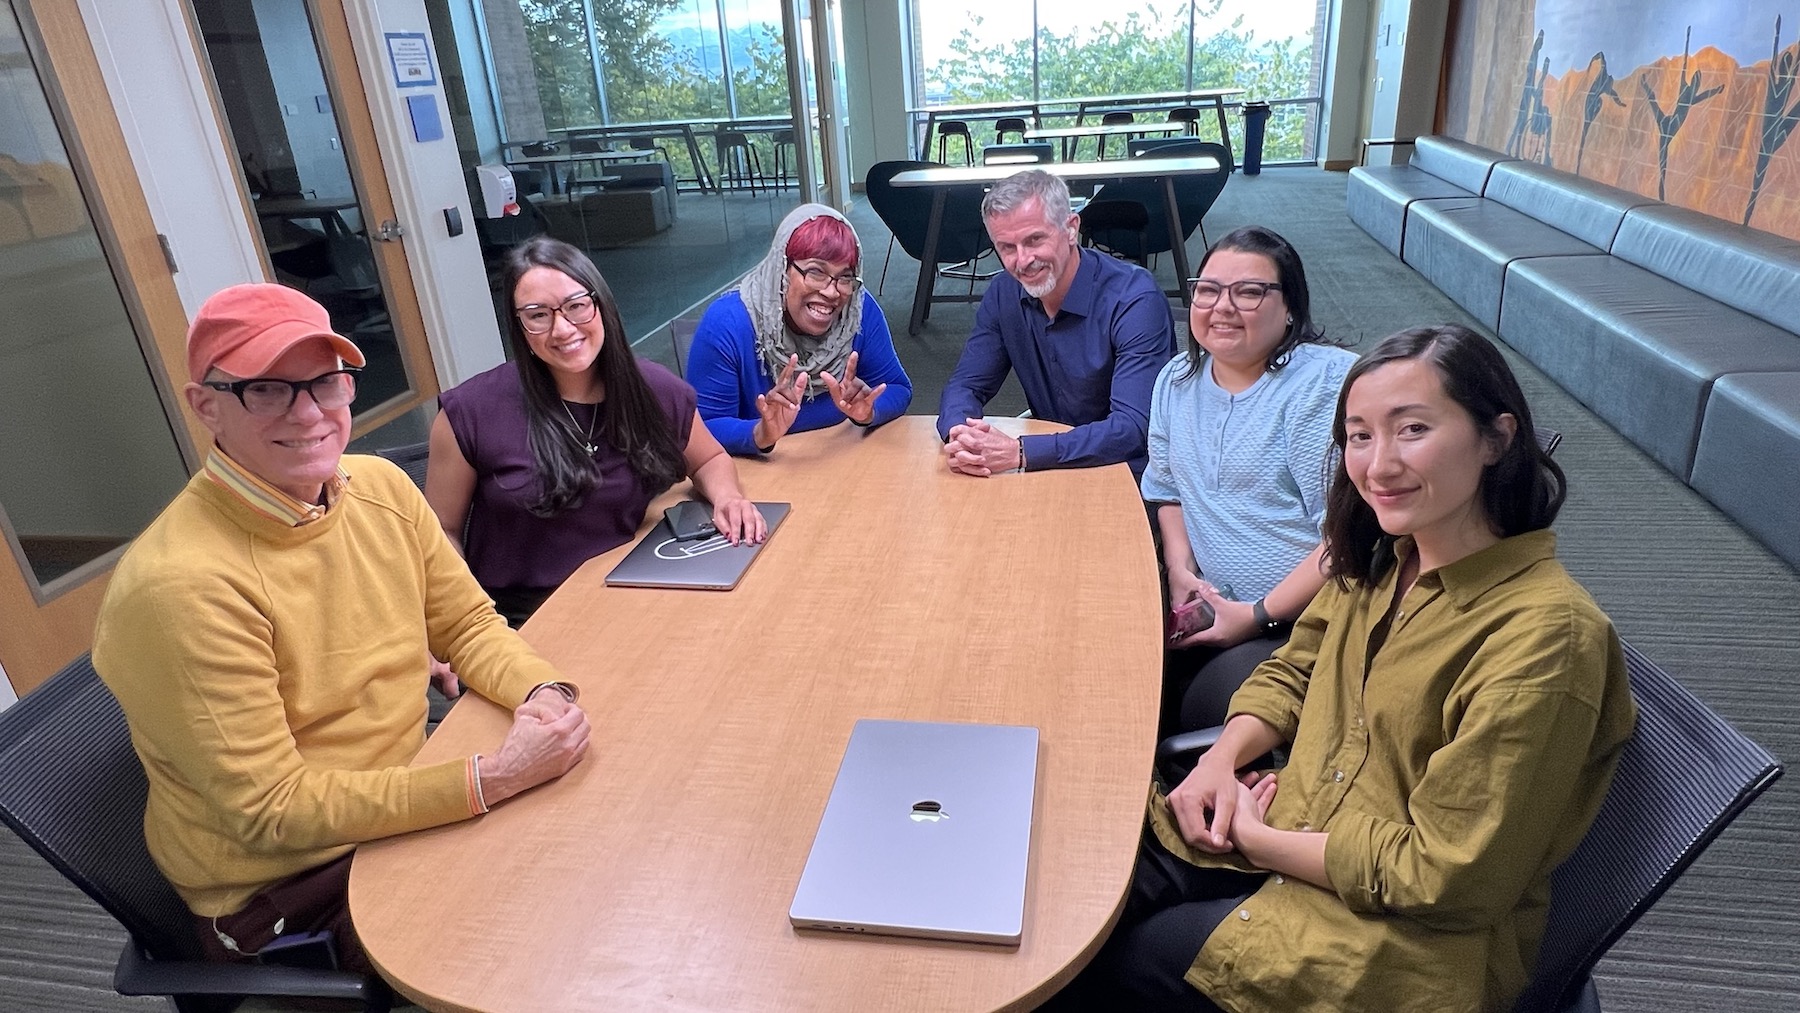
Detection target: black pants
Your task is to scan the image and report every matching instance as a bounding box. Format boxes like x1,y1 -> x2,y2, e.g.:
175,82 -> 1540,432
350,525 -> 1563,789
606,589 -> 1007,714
1162,630 -> 1290,737
1043,828 -> 1261,1011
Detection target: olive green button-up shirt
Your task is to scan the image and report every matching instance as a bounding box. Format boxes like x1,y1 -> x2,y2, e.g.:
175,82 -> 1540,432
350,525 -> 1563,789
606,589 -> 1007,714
1150,530 -> 1637,1013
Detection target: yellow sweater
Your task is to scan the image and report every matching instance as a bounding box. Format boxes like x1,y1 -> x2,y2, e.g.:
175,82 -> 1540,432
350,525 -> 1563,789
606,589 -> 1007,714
93,454 -> 560,916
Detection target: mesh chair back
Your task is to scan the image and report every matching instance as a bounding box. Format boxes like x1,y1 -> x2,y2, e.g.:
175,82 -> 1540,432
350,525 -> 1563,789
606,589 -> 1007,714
1513,641 -> 1782,1012
864,160 -> 991,267
375,441 -> 431,491
0,655 -> 205,963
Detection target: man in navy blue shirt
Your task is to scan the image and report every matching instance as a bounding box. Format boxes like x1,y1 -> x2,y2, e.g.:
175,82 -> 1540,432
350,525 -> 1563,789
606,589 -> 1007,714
937,169 -> 1176,478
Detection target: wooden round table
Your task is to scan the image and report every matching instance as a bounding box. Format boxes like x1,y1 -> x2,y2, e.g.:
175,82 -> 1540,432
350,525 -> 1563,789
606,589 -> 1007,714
350,416 -> 1162,1011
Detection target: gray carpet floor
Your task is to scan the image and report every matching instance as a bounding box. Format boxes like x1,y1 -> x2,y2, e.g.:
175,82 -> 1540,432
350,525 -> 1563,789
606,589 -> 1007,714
6,168 -> 1795,1012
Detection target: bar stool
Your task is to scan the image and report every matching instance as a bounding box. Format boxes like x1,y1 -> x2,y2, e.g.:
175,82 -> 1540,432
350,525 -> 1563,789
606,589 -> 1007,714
936,120 -> 975,166
1097,111 -> 1137,159
714,129 -> 765,193
772,129 -> 797,191
994,116 -> 1029,145
1167,106 -> 1202,136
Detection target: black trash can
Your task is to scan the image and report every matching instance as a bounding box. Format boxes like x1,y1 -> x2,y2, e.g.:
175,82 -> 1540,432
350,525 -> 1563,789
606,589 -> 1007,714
1241,101 -> 1272,175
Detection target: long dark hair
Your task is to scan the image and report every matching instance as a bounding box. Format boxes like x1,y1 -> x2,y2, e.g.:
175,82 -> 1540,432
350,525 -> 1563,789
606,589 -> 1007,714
1322,325 -> 1567,587
1178,225 -> 1329,382
500,237 -> 685,517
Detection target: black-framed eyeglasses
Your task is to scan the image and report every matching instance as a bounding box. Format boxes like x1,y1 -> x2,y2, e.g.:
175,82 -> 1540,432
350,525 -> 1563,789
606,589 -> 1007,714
1188,279 -> 1283,310
203,369 -> 359,416
787,260 -> 862,295
516,291 -> 599,335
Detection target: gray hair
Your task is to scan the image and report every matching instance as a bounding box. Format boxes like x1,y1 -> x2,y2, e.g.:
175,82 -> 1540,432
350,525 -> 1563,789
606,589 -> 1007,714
981,169 -> 1071,224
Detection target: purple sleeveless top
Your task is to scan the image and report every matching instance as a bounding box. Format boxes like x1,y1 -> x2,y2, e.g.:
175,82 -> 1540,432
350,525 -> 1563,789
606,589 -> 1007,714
439,360 -> 696,590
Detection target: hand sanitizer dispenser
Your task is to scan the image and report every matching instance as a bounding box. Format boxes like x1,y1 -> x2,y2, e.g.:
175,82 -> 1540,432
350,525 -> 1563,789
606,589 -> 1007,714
475,164 -> 519,218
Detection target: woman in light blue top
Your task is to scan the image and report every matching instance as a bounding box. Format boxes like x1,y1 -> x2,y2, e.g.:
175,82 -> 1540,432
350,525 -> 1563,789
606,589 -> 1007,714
687,203 -> 912,455
1141,226 -> 1355,732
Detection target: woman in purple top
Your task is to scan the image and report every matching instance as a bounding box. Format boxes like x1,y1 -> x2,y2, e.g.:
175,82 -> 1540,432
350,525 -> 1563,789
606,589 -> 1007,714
427,237 -> 764,627
686,203 -> 912,455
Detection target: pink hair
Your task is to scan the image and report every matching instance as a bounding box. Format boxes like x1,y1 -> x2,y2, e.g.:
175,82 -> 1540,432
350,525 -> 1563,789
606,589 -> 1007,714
785,215 -> 859,269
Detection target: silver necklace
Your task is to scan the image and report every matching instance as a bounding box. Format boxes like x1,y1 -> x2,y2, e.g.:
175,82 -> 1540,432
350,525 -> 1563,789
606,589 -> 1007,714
561,399 -> 597,455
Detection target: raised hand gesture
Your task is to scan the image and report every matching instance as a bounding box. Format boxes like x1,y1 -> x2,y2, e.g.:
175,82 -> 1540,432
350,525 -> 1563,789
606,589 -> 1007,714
753,354 -> 808,450
821,351 -> 887,425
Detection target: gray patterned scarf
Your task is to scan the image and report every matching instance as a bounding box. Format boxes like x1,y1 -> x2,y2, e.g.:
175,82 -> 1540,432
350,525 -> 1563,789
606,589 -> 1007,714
735,203 -> 864,398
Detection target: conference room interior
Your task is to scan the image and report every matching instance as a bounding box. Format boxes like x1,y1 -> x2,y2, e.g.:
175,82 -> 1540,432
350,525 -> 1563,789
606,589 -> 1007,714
3,0 -> 1799,1010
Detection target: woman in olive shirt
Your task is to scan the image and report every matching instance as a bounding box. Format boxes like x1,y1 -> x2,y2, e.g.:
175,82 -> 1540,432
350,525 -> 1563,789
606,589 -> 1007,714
1066,326 -> 1637,1012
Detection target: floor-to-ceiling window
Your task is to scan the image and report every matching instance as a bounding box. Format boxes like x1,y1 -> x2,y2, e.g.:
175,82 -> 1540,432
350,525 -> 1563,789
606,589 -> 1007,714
910,0 -> 1328,163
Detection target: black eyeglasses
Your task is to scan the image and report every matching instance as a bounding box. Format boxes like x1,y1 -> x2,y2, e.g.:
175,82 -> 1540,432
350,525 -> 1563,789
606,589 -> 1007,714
203,369 -> 359,416
516,291 -> 599,335
787,261 -> 862,294
1188,279 -> 1283,310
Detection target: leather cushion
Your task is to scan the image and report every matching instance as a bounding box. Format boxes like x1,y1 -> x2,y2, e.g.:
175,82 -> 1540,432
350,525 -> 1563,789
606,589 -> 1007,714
1404,198 -> 1605,329
1690,372 -> 1800,570
1409,135 -> 1514,195
1483,160 -> 1655,250
1612,204 -> 1800,334
1346,165 -> 1474,257
1500,256 -> 1800,479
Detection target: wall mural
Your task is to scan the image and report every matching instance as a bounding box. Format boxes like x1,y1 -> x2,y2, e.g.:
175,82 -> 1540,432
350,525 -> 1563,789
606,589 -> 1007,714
1443,0 -> 1800,237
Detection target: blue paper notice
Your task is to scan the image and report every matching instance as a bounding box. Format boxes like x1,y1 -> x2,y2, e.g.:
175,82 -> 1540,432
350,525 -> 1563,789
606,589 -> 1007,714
407,95 -> 443,143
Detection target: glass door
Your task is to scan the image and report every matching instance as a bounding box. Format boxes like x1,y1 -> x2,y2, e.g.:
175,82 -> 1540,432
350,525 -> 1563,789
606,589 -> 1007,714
188,0 -> 439,431
0,0 -> 197,693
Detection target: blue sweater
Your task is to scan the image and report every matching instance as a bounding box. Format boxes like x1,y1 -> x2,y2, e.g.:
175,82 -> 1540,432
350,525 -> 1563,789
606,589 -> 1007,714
935,248 -> 1175,476
687,289 -> 914,456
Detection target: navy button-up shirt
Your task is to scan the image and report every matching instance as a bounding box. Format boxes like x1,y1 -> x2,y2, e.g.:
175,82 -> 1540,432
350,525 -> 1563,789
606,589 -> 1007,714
936,247 -> 1175,476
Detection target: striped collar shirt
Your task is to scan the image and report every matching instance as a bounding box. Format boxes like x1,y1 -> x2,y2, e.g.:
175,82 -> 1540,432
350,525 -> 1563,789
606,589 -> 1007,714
200,446 -> 349,526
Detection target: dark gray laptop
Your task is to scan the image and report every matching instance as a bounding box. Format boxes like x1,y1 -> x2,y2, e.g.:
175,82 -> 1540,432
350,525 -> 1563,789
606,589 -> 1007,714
789,719 -> 1040,945
603,502 -> 789,590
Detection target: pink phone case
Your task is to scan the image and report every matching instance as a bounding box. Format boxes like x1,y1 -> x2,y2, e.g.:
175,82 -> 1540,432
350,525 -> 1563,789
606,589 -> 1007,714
1167,596 -> 1215,641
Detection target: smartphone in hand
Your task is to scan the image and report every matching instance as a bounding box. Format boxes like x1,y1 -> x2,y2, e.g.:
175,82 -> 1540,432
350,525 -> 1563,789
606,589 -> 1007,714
1166,596 -> 1215,642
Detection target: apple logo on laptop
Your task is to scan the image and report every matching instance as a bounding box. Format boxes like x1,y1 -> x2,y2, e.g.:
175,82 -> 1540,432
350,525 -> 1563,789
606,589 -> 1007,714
909,800 -> 948,823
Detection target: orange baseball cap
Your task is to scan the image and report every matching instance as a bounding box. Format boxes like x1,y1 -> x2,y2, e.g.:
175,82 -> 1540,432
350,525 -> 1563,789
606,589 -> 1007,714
186,283 -> 366,383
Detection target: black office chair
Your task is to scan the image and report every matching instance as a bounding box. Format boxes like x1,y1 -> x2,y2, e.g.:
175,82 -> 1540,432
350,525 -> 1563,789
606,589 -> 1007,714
375,440 -> 430,492
1084,139 -> 1231,265
0,655 -> 392,1013
935,120 -> 975,166
714,129 -> 766,193
1081,199 -> 1153,264
1097,110 -> 1139,160
864,159 -> 993,310
1167,106 -> 1203,136
994,116 -> 1030,145
669,316 -> 699,378
1153,640 -> 1783,1013
981,142 -> 1055,166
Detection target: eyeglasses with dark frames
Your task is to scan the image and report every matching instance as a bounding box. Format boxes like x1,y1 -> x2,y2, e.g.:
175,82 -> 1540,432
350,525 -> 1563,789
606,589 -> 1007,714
1188,279 -> 1283,310
515,291 -> 599,335
787,260 -> 862,295
202,369 -> 359,416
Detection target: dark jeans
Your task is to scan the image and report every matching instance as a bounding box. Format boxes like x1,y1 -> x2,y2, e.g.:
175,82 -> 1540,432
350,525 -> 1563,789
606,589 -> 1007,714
1162,630 -> 1290,737
1042,828 -> 1261,1012
193,852 -> 371,975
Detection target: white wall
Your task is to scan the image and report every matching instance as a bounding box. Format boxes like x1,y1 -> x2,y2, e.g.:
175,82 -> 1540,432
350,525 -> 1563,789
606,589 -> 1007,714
841,0 -> 910,188
77,0 -> 266,314
1320,0 -> 1379,167
341,0 -> 506,388
253,0 -> 356,201
0,660 -> 15,712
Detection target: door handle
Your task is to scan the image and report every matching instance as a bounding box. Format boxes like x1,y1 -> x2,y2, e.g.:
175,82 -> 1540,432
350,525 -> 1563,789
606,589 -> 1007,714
373,218 -> 406,242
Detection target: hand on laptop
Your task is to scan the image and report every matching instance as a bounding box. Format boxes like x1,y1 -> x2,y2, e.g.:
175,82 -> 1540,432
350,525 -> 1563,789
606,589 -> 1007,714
711,496 -> 767,546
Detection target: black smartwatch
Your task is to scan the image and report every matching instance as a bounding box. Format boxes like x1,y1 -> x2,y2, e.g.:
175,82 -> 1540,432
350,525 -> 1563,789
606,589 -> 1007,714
1251,597 -> 1286,635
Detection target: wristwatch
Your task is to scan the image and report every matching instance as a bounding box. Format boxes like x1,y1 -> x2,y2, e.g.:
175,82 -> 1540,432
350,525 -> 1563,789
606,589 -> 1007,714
1251,597 -> 1286,635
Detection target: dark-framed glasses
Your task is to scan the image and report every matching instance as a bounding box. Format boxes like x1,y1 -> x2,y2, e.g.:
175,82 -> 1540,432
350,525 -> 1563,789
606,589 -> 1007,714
787,261 -> 862,295
1189,279 -> 1283,310
203,369 -> 359,416
516,291 -> 599,335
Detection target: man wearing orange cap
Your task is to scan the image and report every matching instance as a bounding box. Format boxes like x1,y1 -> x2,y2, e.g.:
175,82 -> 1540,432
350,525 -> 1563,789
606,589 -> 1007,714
93,283 -> 590,974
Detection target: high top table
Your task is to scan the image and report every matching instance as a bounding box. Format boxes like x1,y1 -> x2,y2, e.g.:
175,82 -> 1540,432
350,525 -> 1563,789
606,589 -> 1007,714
349,416 -> 1162,1012
889,155 -> 1221,335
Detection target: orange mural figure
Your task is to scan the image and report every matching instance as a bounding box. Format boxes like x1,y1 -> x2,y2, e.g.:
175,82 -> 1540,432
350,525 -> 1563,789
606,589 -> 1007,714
1748,16 -> 1800,227
1506,31 -> 1546,158
1641,28 -> 1724,202
1576,52 -> 1625,176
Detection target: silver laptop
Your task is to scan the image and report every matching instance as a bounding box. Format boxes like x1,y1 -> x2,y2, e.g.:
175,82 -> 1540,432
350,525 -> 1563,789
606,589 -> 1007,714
604,502 -> 789,590
789,719 -> 1040,945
